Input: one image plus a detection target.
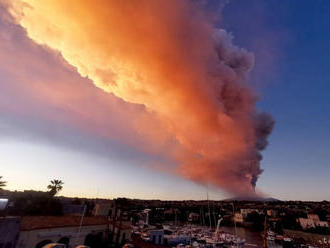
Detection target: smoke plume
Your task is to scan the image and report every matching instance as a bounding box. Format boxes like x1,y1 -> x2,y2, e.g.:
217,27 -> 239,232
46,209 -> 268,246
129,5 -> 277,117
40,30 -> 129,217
6,0 -> 274,195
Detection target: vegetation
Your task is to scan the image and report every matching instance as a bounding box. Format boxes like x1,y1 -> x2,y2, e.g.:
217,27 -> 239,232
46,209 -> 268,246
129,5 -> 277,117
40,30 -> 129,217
4,190 -> 63,216
282,211 -> 302,230
13,193 -> 63,216
1,180 -> 65,215
0,176 -> 7,190
47,179 -> 64,196
246,211 -> 265,231
313,207 -> 328,221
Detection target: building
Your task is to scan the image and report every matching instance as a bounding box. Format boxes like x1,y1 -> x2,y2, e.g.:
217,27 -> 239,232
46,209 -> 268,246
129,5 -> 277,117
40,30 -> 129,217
240,209 -> 262,218
314,220 -> 329,228
267,209 -> 278,218
297,218 -> 315,230
307,214 -> 320,222
188,212 -> 199,222
17,216 -> 108,248
150,229 -> 164,245
297,214 -> 329,230
234,213 -> 244,223
109,220 -> 132,246
240,209 -> 254,218
0,216 -> 21,248
327,214 -> 330,224
93,202 -> 114,217
62,204 -> 85,216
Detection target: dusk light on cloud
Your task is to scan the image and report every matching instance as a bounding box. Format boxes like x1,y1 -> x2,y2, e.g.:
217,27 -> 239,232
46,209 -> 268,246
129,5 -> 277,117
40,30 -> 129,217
0,0 -> 329,201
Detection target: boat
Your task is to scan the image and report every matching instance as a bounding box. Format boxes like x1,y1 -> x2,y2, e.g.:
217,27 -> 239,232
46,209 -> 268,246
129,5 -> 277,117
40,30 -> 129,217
132,202 -> 245,248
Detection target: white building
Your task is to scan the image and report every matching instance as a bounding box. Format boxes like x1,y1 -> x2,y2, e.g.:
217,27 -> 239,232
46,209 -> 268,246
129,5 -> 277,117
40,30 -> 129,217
307,214 -> 320,222
314,220 -> 329,228
297,218 -> 315,230
17,216 -> 108,248
92,202 -> 114,216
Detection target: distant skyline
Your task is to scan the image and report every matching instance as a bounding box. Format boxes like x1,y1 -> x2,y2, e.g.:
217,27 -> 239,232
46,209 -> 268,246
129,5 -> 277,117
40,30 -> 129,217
0,0 -> 329,201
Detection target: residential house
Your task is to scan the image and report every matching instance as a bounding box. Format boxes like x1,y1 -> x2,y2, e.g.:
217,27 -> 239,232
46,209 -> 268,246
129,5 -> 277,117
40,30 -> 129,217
17,216 -> 108,248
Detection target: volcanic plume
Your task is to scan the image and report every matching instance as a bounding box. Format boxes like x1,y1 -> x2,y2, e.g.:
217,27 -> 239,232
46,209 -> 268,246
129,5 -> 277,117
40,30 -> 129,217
6,0 -> 274,195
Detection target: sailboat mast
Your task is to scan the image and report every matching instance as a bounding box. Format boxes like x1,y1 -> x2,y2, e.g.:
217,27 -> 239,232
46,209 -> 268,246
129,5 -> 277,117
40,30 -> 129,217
207,187 -> 212,229
232,202 -> 237,246
263,215 -> 268,248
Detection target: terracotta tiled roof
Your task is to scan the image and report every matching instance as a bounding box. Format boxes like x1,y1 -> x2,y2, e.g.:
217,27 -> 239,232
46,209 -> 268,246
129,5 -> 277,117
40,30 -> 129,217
20,216 -> 108,231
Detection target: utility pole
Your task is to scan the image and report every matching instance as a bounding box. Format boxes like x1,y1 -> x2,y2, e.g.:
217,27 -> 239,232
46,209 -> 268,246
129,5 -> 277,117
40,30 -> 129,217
76,204 -> 87,246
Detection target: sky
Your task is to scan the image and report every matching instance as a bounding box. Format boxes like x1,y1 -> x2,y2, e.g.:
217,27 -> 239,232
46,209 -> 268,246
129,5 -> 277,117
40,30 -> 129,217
0,0 -> 329,201
220,0 -> 330,200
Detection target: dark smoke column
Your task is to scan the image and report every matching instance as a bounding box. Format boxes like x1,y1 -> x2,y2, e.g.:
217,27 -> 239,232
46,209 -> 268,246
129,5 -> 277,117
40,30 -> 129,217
252,112 -> 275,191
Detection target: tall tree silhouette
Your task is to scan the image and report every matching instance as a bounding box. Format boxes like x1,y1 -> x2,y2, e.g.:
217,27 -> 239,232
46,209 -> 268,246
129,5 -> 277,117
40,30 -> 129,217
0,176 -> 6,190
47,179 -> 64,196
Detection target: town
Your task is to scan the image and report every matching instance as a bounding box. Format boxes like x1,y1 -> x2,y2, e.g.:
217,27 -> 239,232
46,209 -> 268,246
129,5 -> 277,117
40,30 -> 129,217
1,0 -> 330,247
0,180 -> 329,248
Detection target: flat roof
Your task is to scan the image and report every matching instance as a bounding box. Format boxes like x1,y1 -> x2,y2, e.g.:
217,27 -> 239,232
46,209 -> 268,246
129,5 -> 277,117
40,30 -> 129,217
20,216 -> 108,231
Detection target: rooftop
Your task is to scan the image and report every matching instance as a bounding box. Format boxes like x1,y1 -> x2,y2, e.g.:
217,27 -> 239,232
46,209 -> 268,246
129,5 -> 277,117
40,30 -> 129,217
20,216 -> 108,231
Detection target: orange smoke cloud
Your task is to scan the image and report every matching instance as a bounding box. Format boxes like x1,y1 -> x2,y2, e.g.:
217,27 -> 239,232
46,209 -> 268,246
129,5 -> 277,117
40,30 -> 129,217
7,0 -> 274,195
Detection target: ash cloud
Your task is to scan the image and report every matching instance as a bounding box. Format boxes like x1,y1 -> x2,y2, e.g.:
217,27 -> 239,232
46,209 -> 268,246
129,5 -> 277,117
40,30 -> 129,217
3,0 -> 275,195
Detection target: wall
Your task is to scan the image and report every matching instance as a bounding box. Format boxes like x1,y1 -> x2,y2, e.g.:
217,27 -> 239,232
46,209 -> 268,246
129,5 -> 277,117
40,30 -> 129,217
0,217 -> 21,248
17,224 -> 107,248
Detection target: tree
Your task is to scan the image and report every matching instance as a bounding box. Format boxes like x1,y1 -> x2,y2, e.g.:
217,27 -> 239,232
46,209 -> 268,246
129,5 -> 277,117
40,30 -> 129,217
47,179 -> 64,196
0,176 -> 7,190
7,190 -> 63,216
313,208 -> 328,221
246,211 -> 265,231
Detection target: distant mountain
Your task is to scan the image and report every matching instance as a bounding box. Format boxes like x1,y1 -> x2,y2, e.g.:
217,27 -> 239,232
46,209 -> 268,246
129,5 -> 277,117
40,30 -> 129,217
223,196 -> 280,202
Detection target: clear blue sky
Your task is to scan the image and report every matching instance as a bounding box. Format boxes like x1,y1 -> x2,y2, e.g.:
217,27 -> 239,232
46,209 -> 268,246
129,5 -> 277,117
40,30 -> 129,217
0,0 -> 329,201
221,0 -> 330,200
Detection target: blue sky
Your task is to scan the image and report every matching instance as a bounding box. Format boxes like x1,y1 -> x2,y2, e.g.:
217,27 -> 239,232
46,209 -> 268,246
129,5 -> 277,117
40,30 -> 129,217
0,0 -> 329,201
221,0 -> 330,200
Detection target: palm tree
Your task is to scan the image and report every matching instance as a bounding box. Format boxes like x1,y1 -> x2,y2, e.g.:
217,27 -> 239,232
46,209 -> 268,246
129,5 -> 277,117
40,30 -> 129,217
47,179 -> 64,196
0,176 -> 6,190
